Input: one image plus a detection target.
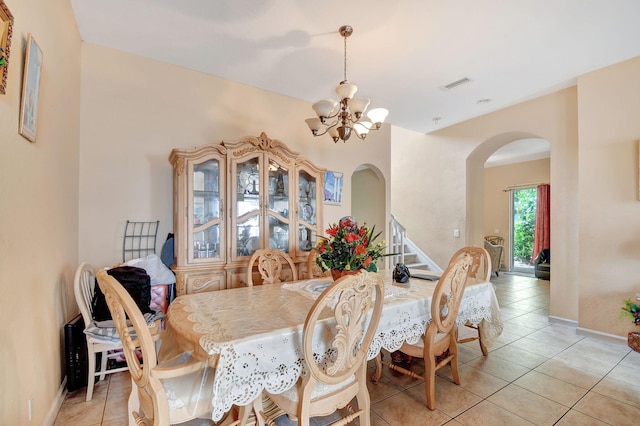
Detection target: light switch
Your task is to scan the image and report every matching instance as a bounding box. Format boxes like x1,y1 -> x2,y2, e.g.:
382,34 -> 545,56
494,228 -> 499,234
453,229 -> 460,238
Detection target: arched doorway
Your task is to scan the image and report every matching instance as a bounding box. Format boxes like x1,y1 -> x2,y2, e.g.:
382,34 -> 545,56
466,132 -> 550,269
351,164 -> 387,263
484,138 -> 550,273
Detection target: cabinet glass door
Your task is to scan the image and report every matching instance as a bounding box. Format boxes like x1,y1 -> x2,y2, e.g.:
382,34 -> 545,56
297,169 -> 317,254
266,159 -> 290,252
191,159 -> 223,261
234,156 -> 261,257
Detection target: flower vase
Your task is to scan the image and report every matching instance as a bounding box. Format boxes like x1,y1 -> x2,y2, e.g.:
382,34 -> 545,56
628,331 -> 640,353
331,269 -> 361,281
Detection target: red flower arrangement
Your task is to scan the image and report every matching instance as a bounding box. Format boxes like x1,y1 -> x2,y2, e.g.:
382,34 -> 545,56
315,216 -> 388,273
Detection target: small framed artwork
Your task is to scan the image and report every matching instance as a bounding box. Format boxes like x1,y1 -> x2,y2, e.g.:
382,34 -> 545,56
19,34 -> 43,143
0,0 -> 14,95
323,171 -> 343,205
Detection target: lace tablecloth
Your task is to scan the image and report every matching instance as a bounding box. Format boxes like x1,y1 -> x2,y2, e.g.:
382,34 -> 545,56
159,270 -> 503,421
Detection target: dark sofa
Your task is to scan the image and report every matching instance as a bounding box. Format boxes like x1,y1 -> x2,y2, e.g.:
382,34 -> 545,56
534,248 -> 550,280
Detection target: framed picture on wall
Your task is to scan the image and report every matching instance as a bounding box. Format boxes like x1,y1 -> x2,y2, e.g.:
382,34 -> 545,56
0,0 -> 14,95
323,171 -> 343,205
19,34 -> 43,143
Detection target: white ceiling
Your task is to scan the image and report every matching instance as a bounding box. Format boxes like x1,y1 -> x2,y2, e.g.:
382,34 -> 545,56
70,0 -> 640,139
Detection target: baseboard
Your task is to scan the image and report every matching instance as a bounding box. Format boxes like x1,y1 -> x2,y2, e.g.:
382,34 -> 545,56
548,316 -> 578,328
549,316 -> 627,345
44,377 -> 67,426
576,327 -> 627,345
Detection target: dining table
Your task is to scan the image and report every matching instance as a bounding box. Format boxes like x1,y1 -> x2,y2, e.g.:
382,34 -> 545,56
157,268 -> 503,424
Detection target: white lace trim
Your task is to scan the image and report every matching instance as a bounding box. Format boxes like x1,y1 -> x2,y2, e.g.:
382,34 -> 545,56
174,280 -> 502,421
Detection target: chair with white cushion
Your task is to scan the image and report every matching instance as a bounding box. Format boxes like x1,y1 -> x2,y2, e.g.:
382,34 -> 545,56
96,269 -> 240,425
73,262 -> 129,401
262,270 -> 384,426
375,254 -> 473,410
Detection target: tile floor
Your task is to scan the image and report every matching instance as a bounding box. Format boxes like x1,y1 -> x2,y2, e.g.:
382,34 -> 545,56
55,273 -> 640,426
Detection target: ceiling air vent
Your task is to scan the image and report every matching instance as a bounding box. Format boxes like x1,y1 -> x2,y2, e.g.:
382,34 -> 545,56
442,77 -> 471,90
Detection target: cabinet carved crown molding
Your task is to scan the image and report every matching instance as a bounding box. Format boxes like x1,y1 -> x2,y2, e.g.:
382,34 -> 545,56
228,132 -> 296,165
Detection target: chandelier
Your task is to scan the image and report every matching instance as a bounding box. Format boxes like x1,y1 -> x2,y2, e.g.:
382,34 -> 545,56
305,25 -> 389,143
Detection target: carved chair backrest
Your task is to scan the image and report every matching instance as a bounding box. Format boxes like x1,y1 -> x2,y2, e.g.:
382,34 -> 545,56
307,248 -> 331,279
246,248 -> 298,286
448,246 -> 491,282
430,254 -> 473,336
303,270 -> 384,386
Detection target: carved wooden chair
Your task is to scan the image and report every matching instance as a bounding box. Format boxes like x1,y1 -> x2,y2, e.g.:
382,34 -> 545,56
246,248 -> 298,286
375,254 -> 473,410
262,270 -> 384,426
96,269 -> 240,425
306,248 -> 331,279
449,246 -> 491,282
73,262 -> 128,401
448,246 -> 492,355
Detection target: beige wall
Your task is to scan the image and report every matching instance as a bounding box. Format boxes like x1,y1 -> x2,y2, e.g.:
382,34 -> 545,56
78,44 -> 392,268
577,57 -> 640,336
390,125 -> 471,269
0,0 -> 81,423
391,87 -> 580,321
484,158 -> 551,269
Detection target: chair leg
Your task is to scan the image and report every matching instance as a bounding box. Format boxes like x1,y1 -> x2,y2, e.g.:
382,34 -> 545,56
297,397 -> 311,426
99,350 -> 109,381
245,394 -> 263,426
354,383 -> 371,426
425,355 -> 437,411
478,333 -> 488,356
128,379 -> 138,426
86,345 -> 96,401
371,353 -> 383,383
450,343 -> 461,385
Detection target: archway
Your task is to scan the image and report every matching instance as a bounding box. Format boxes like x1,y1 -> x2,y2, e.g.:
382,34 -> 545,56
483,138 -> 551,273
351,164 -> 387,263
465,132 -> 544,245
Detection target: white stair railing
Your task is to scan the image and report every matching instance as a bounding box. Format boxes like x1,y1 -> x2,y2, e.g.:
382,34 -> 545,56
389,214 -> 407,266
389,214 -> 443,272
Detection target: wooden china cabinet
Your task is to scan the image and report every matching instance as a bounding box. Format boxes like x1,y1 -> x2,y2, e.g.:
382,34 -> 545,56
169,133 -> 325,295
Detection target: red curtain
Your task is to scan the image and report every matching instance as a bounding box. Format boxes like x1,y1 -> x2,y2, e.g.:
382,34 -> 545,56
532,184 -> 550,263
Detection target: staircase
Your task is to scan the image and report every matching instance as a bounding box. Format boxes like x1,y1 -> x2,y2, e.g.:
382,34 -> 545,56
389,214 -> 443,272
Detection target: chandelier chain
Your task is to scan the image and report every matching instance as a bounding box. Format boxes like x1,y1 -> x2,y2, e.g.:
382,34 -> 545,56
343,33 -> 348,82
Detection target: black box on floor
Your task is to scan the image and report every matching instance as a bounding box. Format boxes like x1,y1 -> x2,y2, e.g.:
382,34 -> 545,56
65,313 -> 88,392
